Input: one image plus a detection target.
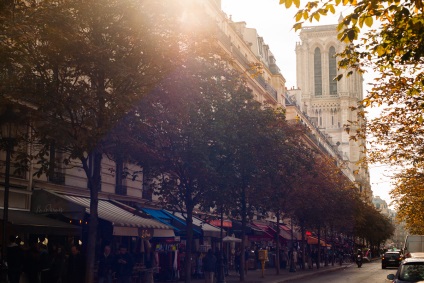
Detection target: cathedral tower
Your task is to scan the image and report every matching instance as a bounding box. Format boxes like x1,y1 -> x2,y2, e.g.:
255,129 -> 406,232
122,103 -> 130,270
290,24 -> 371,201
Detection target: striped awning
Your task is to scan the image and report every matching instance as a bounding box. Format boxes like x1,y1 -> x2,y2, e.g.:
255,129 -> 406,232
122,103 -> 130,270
58,194 -> 172,229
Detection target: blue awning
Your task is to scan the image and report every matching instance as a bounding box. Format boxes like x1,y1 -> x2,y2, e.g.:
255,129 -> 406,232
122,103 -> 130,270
142,208 -> 201,237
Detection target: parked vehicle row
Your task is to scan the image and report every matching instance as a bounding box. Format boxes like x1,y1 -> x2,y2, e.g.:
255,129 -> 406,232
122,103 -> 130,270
386,234 -> 424,282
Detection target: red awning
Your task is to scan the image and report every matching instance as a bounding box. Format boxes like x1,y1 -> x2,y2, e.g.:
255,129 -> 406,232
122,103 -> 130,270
307,236 -> 330,247
250,222 -> 275,240
208,220 -> 232,228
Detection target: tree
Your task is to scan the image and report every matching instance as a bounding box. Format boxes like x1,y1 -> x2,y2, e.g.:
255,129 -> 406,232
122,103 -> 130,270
279,0 -> 424,229
134,51 -> 259,282
205,98 -> 290,281
391,168 -> 424,233
256,121 -> 313,273
0,1 -> 188,282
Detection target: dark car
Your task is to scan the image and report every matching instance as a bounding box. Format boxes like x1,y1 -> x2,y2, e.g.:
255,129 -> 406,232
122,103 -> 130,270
387,257 -> 424,282
383,251 -> 403,269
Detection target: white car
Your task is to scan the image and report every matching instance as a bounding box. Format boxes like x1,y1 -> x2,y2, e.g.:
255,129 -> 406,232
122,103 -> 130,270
387,257 -> 424,282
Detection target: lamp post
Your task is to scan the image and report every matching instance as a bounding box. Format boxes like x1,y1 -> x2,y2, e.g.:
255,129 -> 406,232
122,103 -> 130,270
0,120 -> 15,279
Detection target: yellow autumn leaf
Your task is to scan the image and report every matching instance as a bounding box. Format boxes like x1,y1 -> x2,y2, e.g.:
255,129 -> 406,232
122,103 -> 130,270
327,4 -> 336,14
295,11 -> 303,22
313,12 -> 320,21
293,0 -> 301,8
335,0 -> 342,5
359,16 -> 365,28
364,16 -> 373,27
293,22 -> 303,31
375,45 -> 385,56
285,0 -> 293,8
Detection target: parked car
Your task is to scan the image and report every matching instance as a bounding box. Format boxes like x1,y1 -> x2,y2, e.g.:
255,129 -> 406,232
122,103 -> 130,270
387,257 -> 424,282
383,251 -> 404,269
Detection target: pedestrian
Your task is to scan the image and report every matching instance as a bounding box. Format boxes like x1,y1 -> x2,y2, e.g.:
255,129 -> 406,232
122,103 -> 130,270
98,245 -> 115,283
39,240 -> 52,283
48,244 -> 67,283
66,245 -> 85,283
298,250 -> 304,269
202,249 -> 217,283
244,247 -> 250,275
281,249 -> 288,270
114,244 -> 134,283
194,252 -> 203,279
234,249 -> 241,274
291,249 -> 298,272
23,238 -> 41,283
7,235 -> 23,283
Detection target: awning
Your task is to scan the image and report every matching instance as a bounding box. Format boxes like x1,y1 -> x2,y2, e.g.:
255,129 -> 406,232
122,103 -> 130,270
32,190 -> 174,237
208,220 -> 232,228
278,225 -> 300,241
223,235 -> 242,243
58,194 -> 174,236
169,211 -> 222,238
141,208 -> 198,237
249,222 -> 275,241
307,236 -> 329,247
0,209 -> 81,236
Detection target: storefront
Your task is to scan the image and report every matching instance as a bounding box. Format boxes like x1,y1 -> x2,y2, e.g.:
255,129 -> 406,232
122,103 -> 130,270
31,189 -> 175,254
0,208 -> 82,250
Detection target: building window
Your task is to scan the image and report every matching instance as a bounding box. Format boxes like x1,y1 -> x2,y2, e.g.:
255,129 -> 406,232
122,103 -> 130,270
329,46 -> 338,95
314,47 -> 322,96
48,144 -> 65,185
115,156 -> 127,195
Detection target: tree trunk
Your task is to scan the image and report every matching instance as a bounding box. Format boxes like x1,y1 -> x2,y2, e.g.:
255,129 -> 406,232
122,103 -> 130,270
83,150 -> 102,283
300,224 -> 306,270
239,187 -> 247,282
317,227 -> 321,269
184,207 -> 194,283
275,212 -> 280,275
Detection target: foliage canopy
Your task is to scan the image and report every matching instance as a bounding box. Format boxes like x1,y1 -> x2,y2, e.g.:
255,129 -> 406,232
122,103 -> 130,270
279,0 -> 424,231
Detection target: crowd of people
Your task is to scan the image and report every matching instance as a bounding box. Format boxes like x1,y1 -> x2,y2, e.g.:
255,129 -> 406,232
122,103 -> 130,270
2,235 -> 137,283
4,235 -> 85,283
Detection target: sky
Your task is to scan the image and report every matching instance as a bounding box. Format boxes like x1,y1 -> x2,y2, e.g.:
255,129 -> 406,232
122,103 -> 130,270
221,0 -> 394,207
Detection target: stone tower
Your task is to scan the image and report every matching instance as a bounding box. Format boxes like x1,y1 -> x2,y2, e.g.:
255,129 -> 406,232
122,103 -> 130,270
289,24 -> 372,201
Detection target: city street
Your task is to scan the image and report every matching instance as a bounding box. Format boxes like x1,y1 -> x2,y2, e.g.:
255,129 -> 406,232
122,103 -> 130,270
299,261 -> 396,283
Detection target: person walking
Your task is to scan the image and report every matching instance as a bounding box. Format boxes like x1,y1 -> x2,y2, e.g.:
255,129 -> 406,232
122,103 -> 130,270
244,247 -> 250,275
98,245 -> 115,283
281,249 -> 288,270
7,236 -> 23,283
114,245 -> 134,283
234,249 -> 241,274
202,249 -> 217,283
66,245 -> 86,283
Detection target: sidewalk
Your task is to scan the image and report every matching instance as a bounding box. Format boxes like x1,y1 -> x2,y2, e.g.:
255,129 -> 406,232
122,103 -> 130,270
189,262 -> 353,283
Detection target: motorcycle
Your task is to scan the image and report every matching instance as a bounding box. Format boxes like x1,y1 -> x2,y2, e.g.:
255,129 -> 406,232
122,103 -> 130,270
356,254 -> 363,268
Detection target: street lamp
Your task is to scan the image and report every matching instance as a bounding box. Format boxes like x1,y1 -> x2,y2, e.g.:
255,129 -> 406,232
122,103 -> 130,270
0,118 -> 16,269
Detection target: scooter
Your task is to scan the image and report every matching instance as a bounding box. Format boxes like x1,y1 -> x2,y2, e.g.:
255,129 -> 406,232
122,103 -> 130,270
356,254 -> 363,268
